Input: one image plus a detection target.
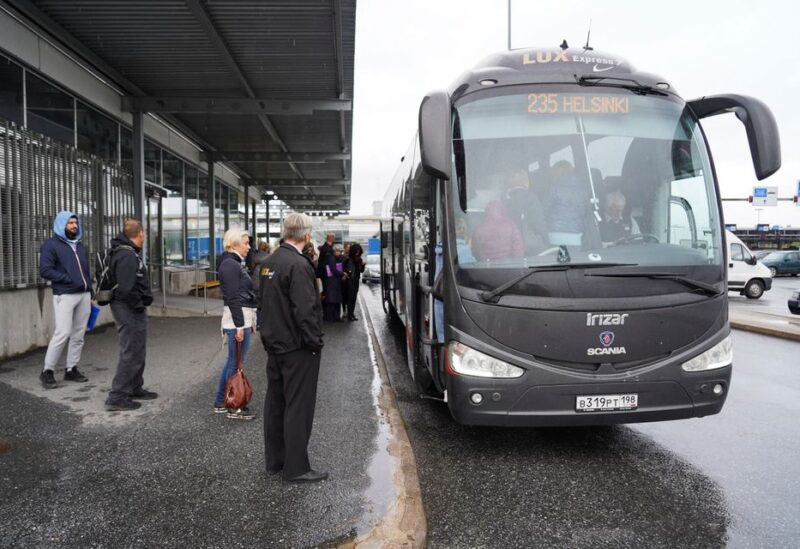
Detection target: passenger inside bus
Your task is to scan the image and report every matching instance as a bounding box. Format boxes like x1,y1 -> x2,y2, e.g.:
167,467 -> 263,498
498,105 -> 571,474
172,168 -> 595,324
470,200 -> 524,261
541,160 -> 591,247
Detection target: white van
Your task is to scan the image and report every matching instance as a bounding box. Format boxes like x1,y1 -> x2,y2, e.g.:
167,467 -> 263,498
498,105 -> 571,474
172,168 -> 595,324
726,230 -> 773,299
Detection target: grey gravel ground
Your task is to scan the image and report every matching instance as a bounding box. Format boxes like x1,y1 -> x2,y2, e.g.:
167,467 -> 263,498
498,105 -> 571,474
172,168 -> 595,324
0,307 -> 380,548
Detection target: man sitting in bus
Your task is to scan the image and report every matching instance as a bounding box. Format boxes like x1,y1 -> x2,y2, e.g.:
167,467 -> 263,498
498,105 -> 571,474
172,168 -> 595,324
598,189 -> 640,245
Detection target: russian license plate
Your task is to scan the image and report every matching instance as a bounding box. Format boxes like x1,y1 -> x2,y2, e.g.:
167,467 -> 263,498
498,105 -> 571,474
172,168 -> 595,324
576,393 -> 638,412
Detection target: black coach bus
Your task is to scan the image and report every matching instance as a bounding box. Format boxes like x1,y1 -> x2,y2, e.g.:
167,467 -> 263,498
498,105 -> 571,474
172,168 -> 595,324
380,47 -> 780,426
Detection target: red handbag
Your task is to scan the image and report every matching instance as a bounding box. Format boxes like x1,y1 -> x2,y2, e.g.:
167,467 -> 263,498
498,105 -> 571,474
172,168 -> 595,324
224,339 -> 253,410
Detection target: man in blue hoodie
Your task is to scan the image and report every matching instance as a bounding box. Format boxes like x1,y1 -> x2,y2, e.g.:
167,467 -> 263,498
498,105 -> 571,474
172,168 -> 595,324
39,211 -> 93,388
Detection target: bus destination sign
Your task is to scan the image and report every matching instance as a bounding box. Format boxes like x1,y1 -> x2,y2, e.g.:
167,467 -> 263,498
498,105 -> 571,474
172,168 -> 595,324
528,93 -> 630,115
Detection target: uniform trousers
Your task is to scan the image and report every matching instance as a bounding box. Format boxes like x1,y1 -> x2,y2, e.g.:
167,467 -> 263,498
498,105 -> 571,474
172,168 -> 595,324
264,348 -> 322,478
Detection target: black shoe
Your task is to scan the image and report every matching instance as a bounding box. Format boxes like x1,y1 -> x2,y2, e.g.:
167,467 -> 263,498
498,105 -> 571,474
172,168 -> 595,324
105,400 -> 142,412
40,370 -> 57,389
266,466 -> 283,475
286,469 -> 328,483
64,367 -> 88,383
348,316 -> 358,321
130,388 -> 158,400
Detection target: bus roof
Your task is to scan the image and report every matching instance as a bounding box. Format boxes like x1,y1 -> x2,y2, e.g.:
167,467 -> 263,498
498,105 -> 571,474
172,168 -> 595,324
448,47 -> 674,101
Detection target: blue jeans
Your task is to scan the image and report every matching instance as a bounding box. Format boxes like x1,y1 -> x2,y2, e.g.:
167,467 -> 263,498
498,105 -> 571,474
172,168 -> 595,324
214,328 -> 251,407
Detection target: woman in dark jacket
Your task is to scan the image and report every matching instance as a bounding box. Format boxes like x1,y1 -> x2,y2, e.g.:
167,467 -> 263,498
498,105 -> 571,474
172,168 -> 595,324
343,243 -> 364,321
214,229 -> 258,420
321,244 -> 345,321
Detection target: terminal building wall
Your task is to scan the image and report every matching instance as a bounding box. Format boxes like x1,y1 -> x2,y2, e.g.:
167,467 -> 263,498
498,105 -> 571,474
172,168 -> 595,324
0,12 -> 256,360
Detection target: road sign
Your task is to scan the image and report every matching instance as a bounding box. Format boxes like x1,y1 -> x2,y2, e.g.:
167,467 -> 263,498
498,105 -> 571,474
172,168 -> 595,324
752,186 -> 778,206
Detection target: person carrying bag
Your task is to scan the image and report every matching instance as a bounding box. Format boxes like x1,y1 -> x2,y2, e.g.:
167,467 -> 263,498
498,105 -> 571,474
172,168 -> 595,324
214,228 -> 258,420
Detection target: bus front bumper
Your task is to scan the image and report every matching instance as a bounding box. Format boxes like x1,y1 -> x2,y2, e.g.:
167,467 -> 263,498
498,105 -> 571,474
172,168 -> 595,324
446,366 -> 731,427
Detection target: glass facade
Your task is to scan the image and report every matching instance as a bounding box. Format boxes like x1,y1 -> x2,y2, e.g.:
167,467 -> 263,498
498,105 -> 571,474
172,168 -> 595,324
0,56 -> 23,126
77,100 -> 118,164
0,50 -> 253,283
163,151 -> 184,264
120,126 -> 133,173
144,140 -> 161,186
26,73 -> 75,145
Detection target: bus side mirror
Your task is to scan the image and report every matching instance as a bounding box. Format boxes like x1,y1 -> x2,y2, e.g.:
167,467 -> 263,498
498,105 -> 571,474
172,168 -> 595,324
418,91 -> 452,181
688,94 -> 781,180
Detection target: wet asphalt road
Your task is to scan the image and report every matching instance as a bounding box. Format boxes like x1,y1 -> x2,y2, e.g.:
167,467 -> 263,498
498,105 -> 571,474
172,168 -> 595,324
361,285 -> 800,548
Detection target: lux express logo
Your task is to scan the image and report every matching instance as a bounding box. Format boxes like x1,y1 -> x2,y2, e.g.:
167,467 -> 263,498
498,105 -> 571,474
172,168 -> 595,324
522,51 -> 620,72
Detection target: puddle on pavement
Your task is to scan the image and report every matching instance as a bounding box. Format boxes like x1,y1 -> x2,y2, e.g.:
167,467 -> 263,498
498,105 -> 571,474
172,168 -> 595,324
354,316 -> 398,536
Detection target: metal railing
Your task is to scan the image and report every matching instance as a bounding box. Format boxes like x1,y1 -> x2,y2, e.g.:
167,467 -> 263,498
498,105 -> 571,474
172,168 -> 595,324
150,260 -> 219,315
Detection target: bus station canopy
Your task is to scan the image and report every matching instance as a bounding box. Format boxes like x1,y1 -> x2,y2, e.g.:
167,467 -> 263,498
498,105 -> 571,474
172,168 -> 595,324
4,0 -> 355,212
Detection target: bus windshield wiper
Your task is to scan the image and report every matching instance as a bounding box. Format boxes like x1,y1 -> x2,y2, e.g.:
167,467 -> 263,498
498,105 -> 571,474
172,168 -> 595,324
480,263 -> 636,303
584,271 -> 722,296
575,75 -> 669,96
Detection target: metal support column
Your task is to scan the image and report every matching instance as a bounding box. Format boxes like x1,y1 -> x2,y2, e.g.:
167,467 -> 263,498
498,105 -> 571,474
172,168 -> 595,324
132,112 -> 145,221
251,200 -> 256,237
244,181 -> 250,231
264,195 -> 271,241
207,157 -> 216,266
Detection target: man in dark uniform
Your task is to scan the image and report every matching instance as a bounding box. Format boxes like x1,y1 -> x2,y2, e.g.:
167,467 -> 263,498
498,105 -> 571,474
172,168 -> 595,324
259,213 -> 326,483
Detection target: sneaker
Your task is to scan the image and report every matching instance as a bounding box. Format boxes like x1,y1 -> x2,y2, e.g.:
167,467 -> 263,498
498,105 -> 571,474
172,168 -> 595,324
40,369 -> 57,389
213,405 -> 228,414
129,388 -> 158,400
64,367 -> 88,383
226,408 -> 255,421
105,400 -> 142,412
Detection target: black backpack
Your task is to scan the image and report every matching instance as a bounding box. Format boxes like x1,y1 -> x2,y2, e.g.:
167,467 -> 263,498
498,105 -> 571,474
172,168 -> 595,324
94,245 -> 138,305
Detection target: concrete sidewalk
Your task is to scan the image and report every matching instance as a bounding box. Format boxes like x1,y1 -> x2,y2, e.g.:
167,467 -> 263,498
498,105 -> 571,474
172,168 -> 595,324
0,304 -> 398,548
729,308 -> 800,342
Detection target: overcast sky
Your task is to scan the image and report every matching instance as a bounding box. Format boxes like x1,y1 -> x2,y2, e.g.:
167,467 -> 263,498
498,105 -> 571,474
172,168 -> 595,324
348,0 -> 799,228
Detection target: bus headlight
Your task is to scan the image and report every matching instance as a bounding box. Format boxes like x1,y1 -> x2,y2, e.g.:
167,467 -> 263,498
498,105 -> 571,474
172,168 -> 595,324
448,342 -> 524,378
681,335 -> 732,372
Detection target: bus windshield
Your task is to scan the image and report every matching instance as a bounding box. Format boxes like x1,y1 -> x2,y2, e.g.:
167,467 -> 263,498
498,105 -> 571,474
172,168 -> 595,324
450,86 -> 724,281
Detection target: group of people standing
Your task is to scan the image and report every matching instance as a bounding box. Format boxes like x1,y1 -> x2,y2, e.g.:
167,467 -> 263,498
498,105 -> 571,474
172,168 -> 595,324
39,212 -> 156,412
38,210 -> 358,483
213,223 -> 364,482
315,232 -> 365,322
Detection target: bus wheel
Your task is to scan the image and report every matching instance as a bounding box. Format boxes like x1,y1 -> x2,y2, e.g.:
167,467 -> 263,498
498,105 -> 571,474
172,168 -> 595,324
745,279 -> 764,299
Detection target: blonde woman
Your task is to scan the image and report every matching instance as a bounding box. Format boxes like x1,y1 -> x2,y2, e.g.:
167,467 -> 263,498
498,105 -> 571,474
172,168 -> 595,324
214,228 -> 258,420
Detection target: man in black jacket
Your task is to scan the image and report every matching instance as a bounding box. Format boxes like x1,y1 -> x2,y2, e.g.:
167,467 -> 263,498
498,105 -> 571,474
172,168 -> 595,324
105,218 -> 156,411
259,213 -> 326,482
